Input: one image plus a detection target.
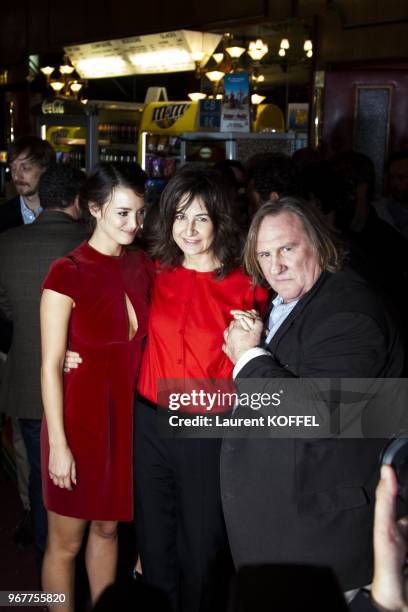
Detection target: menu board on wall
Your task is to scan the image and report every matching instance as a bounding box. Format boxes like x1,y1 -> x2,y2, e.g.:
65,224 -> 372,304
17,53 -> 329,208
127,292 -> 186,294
65,30 -> 221,78
220,73 -> 250,132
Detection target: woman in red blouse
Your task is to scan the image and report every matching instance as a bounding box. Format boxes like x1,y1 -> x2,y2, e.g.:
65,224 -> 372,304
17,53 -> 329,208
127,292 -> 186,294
40,164 -> 151,612
135,166 -> 268,612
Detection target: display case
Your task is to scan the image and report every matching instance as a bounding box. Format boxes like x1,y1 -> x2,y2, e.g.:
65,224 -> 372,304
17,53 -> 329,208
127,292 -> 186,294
138,101 -> 199,192
34,98 -> 144,172
180,131 -> 308,166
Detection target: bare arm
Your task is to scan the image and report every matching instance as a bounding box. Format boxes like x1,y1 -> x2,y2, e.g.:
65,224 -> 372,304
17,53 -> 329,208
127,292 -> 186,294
40,289 -> 76,490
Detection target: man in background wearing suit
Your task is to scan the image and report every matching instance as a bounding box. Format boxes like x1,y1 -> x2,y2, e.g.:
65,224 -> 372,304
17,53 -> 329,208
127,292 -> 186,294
0,135 -> 55,233
0,164 -> 86,564
221,198 -> 404,609
0,136 -> 55,548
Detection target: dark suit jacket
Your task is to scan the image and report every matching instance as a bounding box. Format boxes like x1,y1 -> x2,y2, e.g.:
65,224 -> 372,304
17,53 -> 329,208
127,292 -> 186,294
0,210 -> 87,419
0,196 -> 23,233
220,268 -> 404,591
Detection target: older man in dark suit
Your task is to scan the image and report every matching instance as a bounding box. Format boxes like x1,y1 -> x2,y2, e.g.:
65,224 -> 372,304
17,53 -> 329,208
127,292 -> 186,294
221,198 -> 404,608
0,164 -> 86,561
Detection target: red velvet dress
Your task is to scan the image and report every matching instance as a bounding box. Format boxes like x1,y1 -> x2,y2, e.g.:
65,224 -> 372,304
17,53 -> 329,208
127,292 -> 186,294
41,241 -> 152,521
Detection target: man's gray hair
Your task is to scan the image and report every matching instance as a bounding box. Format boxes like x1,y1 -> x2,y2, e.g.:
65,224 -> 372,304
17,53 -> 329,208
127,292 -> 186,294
244,197 -> 347,286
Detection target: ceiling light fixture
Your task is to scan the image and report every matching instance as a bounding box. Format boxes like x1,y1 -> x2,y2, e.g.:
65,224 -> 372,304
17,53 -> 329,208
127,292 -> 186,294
49,80 -> 65,93
59,61 -> 75,75
40,66 -> 55,78
248,39 -> 268,61
188,92 -> 207,101
191,51 -> 205,62
225,46 -> 246,59
212,53 -> 224,64
70,80 -> 83,93
303,39 -> 313,52
205,70 -> 225,82
251,94 -> 266,105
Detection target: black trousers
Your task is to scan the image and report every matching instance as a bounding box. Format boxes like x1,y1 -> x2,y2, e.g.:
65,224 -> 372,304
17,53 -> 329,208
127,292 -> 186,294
19,418 -> 47,564
134,397 -> 232,612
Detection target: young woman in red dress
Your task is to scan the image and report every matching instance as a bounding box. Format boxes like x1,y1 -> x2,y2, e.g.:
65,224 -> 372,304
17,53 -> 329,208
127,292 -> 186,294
40,163 -> 152,611
134,166 -> 268,612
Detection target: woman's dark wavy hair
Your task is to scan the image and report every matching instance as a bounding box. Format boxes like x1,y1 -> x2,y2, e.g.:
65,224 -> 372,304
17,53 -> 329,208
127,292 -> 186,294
147,165 -> 243,278
79,162 -> 147,229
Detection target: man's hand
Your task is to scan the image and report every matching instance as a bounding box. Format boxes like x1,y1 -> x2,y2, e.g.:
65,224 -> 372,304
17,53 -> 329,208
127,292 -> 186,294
371,464 -> 408,612
223,310 -> 263,364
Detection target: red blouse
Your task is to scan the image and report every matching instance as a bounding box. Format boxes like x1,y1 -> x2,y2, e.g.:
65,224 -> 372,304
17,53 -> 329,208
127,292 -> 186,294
137,264 -> 269,411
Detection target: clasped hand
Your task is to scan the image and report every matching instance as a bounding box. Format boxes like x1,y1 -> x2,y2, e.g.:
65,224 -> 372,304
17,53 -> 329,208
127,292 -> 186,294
222,309 -> 263,365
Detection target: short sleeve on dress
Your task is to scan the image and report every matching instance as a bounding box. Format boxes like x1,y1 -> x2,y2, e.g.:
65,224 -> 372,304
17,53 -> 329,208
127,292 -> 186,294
43,257 -> 79,302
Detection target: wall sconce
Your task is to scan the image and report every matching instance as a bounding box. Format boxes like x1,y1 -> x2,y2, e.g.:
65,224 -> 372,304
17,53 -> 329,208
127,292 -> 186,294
248,39 -> 268,61
280,38 -> 290,50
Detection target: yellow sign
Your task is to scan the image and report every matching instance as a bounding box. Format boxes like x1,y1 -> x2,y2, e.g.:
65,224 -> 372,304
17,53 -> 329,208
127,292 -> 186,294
140,101 -> 198,134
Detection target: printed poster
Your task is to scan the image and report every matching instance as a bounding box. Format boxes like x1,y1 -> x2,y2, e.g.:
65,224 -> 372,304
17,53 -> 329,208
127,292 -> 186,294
221,73 -> 250,132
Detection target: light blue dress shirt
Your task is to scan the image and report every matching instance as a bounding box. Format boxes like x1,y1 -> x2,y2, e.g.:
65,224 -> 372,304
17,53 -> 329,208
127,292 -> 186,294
264,294 -> 299,344
20,195 -> 42,225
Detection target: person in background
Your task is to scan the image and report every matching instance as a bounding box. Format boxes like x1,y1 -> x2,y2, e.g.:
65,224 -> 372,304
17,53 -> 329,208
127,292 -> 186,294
213,160 -> 250,232
0,136 -> 56,232
246,152 -> 303,215
328,151 -> 408,369
372,464 -> 408,612
0,135 -> 56,548
40,163 -> 151,612
0,164 -> 86,565
292,146 -> 322,171
374,151 -> 408,239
